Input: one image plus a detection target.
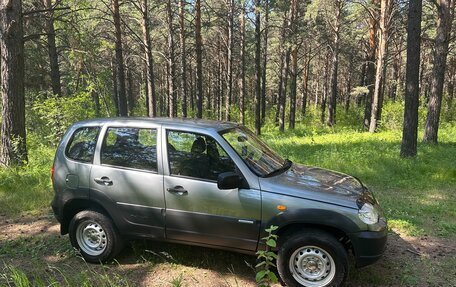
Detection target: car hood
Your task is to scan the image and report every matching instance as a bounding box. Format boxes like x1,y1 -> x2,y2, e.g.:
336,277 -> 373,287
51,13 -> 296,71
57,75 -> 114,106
259,163 -> 371,209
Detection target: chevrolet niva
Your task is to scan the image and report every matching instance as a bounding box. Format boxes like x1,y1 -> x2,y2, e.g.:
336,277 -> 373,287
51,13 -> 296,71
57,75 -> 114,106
51,118 -> 387,287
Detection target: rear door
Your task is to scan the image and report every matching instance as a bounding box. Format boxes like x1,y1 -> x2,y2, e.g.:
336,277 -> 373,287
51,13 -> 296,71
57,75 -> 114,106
163,129 -> 261,251
90,123 -> 165,239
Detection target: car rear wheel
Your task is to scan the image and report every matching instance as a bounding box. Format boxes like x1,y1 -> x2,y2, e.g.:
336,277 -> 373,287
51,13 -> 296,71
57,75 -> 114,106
277,230 -> 348,287
69,210 -> 123,263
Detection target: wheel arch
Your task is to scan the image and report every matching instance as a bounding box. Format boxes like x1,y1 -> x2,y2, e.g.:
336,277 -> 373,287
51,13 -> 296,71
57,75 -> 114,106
61,199 -> 113,235
261,208 -> 360,251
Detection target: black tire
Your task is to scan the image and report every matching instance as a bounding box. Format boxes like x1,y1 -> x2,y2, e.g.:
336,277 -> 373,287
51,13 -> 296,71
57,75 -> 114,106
277,229 -> 348,287
69,210 -> 124,263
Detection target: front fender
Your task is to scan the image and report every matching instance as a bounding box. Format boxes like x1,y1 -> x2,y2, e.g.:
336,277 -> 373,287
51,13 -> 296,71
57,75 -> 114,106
260,208 -> 363,244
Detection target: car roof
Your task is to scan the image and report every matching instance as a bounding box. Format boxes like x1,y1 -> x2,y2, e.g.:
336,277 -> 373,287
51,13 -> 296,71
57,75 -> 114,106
73,117 -> 240,132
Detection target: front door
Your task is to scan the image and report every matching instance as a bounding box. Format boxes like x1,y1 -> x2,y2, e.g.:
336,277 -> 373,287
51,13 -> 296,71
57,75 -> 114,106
163,130 -> 261,251
90,125 -> 165,239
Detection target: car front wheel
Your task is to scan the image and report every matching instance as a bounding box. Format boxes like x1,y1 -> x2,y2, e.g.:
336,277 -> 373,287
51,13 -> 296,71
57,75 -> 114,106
69,210 -> 123,263
277,230 -> 348,287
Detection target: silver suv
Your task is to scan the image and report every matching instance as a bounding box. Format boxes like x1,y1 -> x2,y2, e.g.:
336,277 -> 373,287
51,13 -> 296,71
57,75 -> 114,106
51,118 -> 387,287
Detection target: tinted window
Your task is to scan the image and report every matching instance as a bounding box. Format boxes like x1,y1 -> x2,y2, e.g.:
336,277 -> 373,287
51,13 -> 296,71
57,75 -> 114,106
66,127 -> 100,163
101,127 -> 158,172
167,131 -> 236,181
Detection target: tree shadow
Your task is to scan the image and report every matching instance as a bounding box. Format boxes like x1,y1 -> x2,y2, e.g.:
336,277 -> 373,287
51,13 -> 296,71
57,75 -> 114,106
2,215 -> 455,286
0,215 -> 257,286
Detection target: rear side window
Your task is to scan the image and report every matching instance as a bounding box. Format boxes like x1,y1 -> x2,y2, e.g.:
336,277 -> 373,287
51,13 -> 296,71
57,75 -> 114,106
101,127 -> 158,172
66,127 -> 100,163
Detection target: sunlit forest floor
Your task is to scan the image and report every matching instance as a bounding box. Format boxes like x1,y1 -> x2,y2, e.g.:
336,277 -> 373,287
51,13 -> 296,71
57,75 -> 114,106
1,120 -> 455,286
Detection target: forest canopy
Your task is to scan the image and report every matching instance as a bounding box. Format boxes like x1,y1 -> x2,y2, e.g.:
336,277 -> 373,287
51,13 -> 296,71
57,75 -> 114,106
0,0 -> 455,166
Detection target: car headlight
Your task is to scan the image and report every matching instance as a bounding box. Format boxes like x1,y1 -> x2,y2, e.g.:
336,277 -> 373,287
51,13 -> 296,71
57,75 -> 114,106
358,203 -> 379,225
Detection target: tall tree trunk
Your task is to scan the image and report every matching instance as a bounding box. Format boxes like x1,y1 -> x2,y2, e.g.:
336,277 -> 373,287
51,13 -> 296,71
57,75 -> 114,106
277,5 -> 292,132
92,90 -> 101,117
390,51 -> 400,101
301,57 -> 310,116
321,53 -> 330,124
275,54 -> 284,125
112,58 -> 119,115
126,66 -> 134,115
239,1 -> 246,124
159,70 -> 165,115
195,0 -> 203,118
167,0 -> 177,117
279,51 -> 290,132
448,75 -> 455,110
261,0 -> 269,122
288,0 -> 298,129
179,0 -> 187,117
112,0 -> 128,116
254,0 -> 261,135
357,56 -> 367,107
141,0 -> 156,117
0,0 -> 27,166
369,0 -> 391,132
166,58 -> 170,116
189,63 -> 194,112
447,60 -> 455,110
218,38 -> 224,121
289,48 -> 298,129
327,0 -> 342,127
400,0 -> 422,157
43,0 -> 62,96
345,57 -> 353,112
423,0 -> 455,143
377,54 -> 388,119
363,0 -> 380,129
225,0 -> 234,121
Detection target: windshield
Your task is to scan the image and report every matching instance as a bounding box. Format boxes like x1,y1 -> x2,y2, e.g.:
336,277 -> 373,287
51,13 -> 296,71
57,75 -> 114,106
220,127 -> 288,177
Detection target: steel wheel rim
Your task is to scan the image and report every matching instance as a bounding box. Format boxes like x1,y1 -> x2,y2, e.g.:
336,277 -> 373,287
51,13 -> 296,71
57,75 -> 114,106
288,245 -> 336,287
76,220 -> 107,256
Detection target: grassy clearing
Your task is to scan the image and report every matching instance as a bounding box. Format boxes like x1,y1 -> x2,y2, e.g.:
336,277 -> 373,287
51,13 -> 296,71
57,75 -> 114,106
0,134 -> 54,216
0,115 -> 455,286
263,123 -> 456,238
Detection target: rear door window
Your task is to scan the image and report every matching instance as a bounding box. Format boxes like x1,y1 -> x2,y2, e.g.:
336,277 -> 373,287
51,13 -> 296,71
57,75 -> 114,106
101,127 -> 158,172
66,127 -> 100,163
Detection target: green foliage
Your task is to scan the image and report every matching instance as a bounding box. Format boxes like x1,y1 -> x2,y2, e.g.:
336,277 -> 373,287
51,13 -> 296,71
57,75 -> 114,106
0,266 -> 32,287
169,273 -> 184,287
0,264 -> 131,287
263,123 -> 456,238
28,91 -> 100,145
0,133 -> 54,216
255,225 -> 279,287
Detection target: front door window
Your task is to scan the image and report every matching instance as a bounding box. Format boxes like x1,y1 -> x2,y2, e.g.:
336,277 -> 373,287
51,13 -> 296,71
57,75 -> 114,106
167,131 -> 236,180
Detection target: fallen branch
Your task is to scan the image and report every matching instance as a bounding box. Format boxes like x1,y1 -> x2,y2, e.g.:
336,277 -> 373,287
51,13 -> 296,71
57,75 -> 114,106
406,248 -> 421,256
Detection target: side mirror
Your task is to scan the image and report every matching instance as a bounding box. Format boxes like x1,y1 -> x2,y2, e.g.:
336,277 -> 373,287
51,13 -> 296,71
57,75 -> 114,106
217,172 -> 242,190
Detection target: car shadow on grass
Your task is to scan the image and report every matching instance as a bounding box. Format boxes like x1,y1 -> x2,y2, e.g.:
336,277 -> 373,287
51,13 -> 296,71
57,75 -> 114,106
1,215 -> 455,287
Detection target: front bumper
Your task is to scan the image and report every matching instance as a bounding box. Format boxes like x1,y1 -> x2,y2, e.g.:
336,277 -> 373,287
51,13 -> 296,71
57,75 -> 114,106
350,220 -> 388,267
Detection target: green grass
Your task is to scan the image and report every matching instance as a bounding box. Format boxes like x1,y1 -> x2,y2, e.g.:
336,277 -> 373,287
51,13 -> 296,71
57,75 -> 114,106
262,123 -> 456,238
1,122 -> 455,238
0,121 -> 455,286
0,134 -> 54,216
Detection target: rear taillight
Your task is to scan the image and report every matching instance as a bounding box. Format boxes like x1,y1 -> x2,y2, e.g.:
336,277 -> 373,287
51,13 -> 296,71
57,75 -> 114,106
51,165 -> 55,181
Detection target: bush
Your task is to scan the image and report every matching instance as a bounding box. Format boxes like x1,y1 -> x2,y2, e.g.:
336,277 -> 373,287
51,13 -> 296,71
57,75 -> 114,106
27,91 -> 101,146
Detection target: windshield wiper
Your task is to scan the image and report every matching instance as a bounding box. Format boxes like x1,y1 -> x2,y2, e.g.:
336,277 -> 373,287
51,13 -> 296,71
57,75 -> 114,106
263,159 -> 292,178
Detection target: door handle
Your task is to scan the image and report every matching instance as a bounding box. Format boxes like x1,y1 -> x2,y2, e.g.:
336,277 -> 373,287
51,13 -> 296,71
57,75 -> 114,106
238,219 -> 255,224
167,185 -> 188,196
94,176 -> 113,186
